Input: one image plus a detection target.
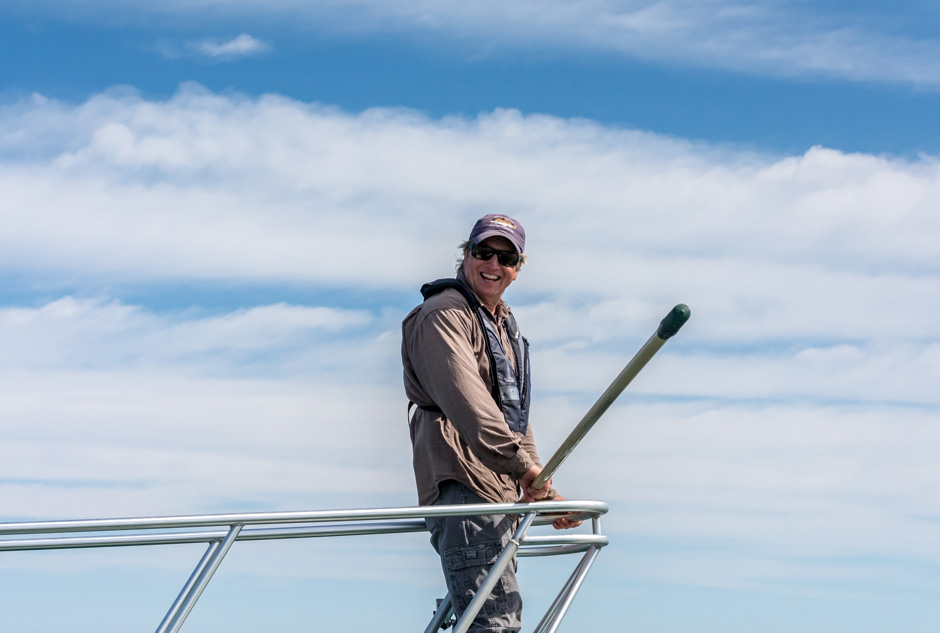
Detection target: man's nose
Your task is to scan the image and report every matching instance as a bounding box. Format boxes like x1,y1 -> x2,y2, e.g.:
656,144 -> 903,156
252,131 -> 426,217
481,255 -> 502,270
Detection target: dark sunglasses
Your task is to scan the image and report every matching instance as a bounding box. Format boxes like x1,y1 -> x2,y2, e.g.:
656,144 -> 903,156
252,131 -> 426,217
470,243 -> 520,267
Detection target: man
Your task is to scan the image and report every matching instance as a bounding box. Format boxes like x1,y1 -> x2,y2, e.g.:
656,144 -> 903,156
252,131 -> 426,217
402,214 -> 580,632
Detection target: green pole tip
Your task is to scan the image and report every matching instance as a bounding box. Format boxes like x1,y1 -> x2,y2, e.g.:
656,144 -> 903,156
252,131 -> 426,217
657,304 -> 691,340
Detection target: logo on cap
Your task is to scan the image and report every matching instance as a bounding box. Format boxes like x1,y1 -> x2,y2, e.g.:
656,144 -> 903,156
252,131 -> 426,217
490,217 -> 517,230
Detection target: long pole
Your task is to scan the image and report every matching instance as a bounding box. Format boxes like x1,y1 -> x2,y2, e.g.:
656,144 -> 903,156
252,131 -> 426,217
532,304 -> 690,490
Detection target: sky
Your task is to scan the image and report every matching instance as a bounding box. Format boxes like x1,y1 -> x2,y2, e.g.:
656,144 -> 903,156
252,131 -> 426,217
1,1 -> 939,632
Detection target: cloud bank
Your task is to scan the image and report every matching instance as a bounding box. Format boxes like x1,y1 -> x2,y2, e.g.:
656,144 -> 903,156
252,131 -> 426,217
1,86 -> 938,597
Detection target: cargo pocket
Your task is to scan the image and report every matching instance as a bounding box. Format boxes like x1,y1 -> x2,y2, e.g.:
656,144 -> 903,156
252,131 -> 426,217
442,542 -> 513,616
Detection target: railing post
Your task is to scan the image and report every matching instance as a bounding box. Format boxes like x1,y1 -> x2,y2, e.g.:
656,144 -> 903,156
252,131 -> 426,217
451,512 -> 537,633
157,523 -> 243,633
155,541 -> 220,633
532,546 -> 600,633
423,594 -> 454,633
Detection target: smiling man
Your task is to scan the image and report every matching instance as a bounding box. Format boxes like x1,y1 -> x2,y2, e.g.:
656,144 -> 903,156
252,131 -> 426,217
402,214 -> 579,632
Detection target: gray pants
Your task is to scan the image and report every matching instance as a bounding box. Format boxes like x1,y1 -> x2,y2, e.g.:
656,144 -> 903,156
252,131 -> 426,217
426,481 -> 523,633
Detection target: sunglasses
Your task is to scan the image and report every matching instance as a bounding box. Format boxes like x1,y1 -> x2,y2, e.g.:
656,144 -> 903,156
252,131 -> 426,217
470,243 -> 521,267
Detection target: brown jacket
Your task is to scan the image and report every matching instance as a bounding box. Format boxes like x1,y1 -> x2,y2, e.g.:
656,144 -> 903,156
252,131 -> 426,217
402,279 -> 541,505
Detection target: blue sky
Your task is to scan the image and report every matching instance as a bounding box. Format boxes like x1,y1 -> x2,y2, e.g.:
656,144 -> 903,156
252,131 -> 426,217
4,2 -> 940,157
1,2 -> 939,632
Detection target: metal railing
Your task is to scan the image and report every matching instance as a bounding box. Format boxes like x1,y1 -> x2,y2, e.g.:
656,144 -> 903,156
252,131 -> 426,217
0,499 -> 608,633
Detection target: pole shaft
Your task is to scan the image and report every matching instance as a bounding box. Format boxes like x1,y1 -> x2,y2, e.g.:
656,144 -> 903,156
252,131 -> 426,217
532,304 -> 689,490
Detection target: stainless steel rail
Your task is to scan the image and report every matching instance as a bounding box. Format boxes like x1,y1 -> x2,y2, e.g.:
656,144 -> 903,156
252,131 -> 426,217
1,500 -> 609,633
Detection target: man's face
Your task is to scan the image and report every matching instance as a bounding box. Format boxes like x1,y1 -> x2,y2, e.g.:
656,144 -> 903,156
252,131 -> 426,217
462,235 -> 520,312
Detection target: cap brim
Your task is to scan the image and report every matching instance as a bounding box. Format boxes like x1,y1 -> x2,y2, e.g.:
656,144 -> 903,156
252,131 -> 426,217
474,229 -> 523,253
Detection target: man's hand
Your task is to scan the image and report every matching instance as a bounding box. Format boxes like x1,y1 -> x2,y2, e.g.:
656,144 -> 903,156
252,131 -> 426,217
519,466 -> 584,530
545,494 -> 584,530
519,465 -> 554,502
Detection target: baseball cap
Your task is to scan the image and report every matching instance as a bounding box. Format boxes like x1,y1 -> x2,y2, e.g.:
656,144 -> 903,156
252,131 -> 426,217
468,214 -> 526,253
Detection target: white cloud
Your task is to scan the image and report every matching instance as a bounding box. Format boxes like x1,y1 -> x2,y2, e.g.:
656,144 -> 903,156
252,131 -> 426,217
3,88 -> 938,283
1,87 -> 938,594
193,33 -> 270,60
0,297 -> 375,373
151,33 -> 270,62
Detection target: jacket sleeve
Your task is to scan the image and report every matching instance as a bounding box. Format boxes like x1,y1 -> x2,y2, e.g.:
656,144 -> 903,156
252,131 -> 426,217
407,304 -> 537,479
521,420 -> 542,470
